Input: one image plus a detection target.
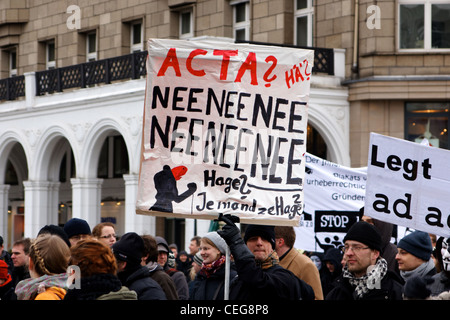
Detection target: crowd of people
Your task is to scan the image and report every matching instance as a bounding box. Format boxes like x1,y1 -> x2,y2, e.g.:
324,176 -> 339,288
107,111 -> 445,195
0,211 -> 449,301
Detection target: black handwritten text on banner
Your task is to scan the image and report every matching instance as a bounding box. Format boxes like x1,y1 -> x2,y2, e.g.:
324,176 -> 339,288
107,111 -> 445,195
136,39 -> 314,226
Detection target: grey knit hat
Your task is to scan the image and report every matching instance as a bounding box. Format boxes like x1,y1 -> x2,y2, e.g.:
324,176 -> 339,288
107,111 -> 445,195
203,232 -> 228,254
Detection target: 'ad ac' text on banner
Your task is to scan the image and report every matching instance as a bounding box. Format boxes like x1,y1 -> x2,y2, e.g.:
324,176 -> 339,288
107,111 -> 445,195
364,133 -> 450,238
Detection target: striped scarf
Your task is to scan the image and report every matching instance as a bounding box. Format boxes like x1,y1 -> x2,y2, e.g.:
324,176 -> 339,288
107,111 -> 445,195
256,251 -> 279,270
200,255 -> 226,278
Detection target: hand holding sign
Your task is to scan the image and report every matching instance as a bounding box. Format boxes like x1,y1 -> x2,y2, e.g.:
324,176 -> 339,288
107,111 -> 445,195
217,213 -> 241,246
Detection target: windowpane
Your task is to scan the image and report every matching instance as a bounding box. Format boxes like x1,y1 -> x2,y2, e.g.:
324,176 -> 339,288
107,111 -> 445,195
432,4 -> 450,49
47,42 -> 55,62
132,23 -> 142,45
406,102 -> 450,149
399,4 -> 424,49
87,33 -> 96,53
296,0 -> 307,10
296,16 -> 308,46
10,51 -> 17,70
235,2 -> 246,23
235,28 -> 246,41
181,12 -> 191,35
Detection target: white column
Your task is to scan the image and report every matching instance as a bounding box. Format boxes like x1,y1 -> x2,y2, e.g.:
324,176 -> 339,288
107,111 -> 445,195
0,185 -> 10,248
47,182 -> 61,226
123,174 -> 155,235
23,180 -> 52,238
70,178 -> 103,230
24,72 -> 36,109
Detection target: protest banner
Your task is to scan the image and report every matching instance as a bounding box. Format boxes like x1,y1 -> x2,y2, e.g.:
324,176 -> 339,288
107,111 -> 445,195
294,153 -> 367,252
364,133 -> 450,238
136,38 -> 314,226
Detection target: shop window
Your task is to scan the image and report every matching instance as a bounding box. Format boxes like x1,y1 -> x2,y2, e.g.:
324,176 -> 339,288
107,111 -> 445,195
405,102 -> 449,149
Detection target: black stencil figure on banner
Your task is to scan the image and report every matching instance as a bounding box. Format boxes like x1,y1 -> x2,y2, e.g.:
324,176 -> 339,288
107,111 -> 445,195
149,165 -> 197,213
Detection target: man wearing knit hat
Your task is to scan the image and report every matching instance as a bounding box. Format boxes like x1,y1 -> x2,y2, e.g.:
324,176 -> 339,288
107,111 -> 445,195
113,232 -> 166,300
326,221 -> 403,300
64,218 -> 92,247
396,230 -> 436,282
217,214 -> 314,300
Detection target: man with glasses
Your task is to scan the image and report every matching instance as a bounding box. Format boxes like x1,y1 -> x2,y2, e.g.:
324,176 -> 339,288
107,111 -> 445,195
326,221 -> 404,300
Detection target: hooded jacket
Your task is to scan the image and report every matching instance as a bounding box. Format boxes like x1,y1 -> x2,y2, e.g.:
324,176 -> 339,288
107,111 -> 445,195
321,248 -> 343,297
145,261 -> 179,300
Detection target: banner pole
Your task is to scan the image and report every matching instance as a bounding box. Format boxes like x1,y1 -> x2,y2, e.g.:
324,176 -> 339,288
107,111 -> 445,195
224,244 -> 230,300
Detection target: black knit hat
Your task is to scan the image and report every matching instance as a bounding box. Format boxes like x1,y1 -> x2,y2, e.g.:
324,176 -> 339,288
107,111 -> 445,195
38,224 -> 71,248
63,218 -> 91,239
403,275 -> 432,299
343,221 -> 382,252
112,232 -> 144,264
244,225 -> 276,249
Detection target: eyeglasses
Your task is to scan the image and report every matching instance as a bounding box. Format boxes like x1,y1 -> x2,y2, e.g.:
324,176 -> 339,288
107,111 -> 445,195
100,234 -> 116,239
341,245 -> 370,253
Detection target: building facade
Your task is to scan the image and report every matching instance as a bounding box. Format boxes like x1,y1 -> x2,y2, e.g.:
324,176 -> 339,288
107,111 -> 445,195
313,0 -> 450,166
0,0 -> 366,249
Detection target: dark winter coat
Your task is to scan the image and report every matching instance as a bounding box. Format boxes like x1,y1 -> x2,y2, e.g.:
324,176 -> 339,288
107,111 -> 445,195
372,219 -> 400,275
64,273 -> 137,300
119,265 -> 167,300
190,263 -> 237,300
165,266 -> 190,300
429,271 -> 450,296
321,248 -> 343,297
146,262 -> 179,300
325,270 -> 404,300
228,248 -> 314,300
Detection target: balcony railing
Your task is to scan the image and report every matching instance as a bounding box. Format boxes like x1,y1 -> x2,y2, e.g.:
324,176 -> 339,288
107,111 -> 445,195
0,43 -> 337,102
36,51 -> 148,96
0,76 -> 26,101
